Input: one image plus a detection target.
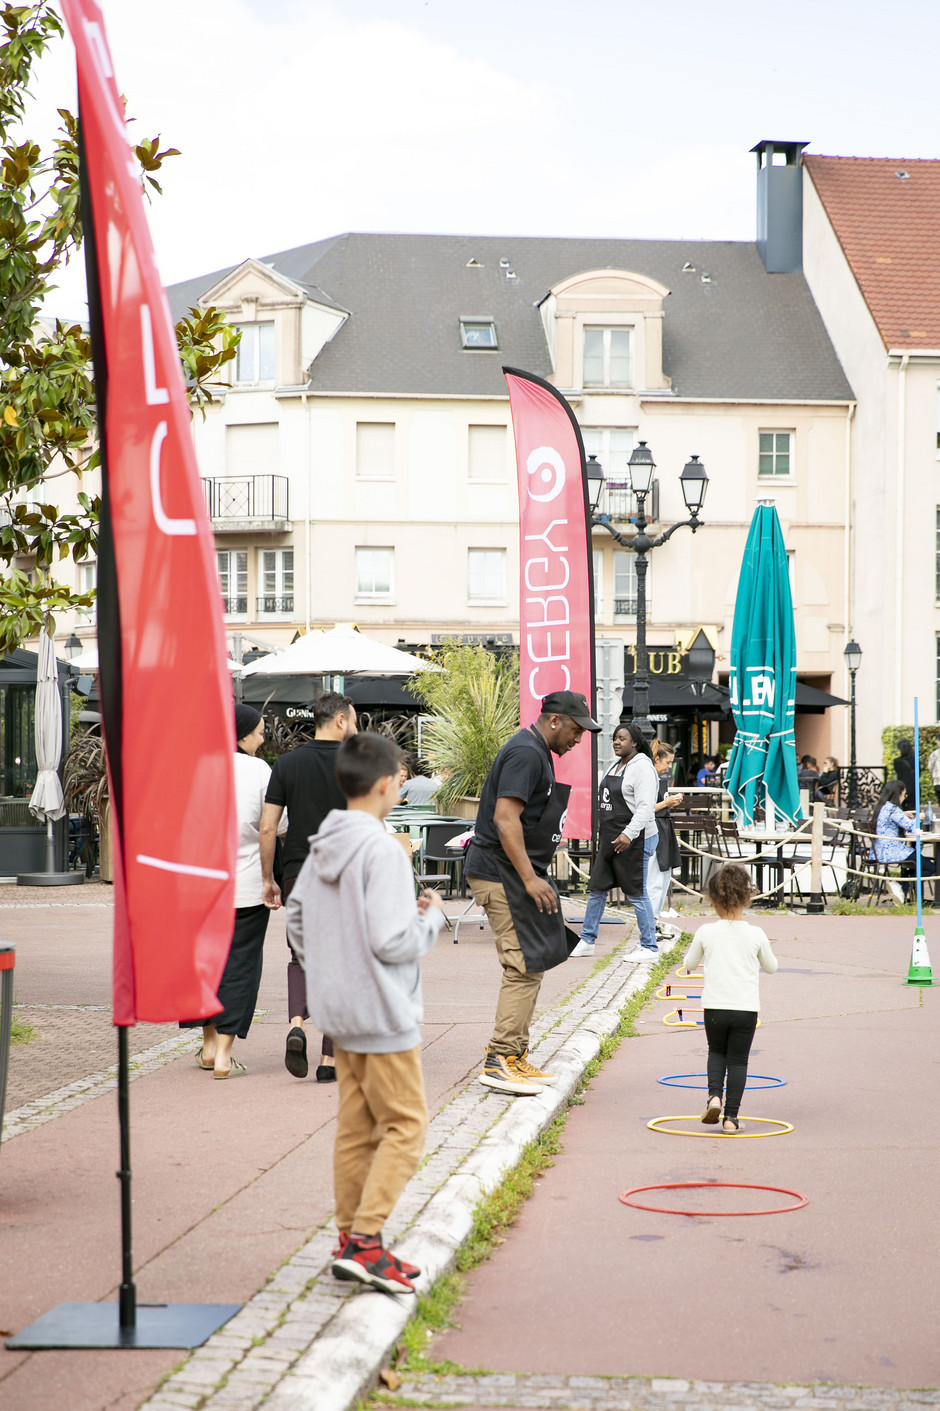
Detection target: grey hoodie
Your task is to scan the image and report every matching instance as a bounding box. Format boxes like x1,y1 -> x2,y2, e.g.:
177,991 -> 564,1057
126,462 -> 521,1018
285,809 -> 444,1053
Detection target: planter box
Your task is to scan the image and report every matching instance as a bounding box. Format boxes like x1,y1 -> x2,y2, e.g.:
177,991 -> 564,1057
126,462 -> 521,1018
449,796 -> 480,821
0,818 -> 66,876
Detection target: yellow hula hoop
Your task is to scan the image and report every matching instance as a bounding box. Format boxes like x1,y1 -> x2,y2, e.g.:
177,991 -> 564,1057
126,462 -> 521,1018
663,1008 -> 700,1028
656,984 -> 703,1001
675,966 -> 703,980
648,1115 -> 793,1138
663,1007 -> 760,1029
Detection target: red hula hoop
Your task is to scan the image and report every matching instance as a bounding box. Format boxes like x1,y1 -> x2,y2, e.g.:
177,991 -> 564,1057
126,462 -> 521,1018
619,1181 -> 808,1217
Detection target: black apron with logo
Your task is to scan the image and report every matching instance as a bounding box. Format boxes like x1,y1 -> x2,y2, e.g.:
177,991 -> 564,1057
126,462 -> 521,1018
587,762 -> 646,897
490,728 -> 581,974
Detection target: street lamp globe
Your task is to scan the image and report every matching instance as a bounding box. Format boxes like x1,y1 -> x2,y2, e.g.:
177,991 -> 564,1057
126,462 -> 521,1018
844,639 -> 862,673
585,453 -> 605,513
627,440 -> 656,497
679,454 -> 708,515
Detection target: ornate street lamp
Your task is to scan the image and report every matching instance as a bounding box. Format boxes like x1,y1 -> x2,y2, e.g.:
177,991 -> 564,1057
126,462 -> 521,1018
843,638 -> 862,813
590,442 -> 708,738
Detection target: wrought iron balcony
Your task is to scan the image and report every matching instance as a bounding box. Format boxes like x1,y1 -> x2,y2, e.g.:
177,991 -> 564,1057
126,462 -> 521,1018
220,595 -> 248,616
203,475 -> 291,531
614,597 -> 641,617
257,595 -> 294,616
596,479 -> 660,524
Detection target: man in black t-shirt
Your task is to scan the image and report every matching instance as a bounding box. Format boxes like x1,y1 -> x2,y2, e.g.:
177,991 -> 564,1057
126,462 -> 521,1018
260,691 -> 357,1080
466,690 -> 599,1097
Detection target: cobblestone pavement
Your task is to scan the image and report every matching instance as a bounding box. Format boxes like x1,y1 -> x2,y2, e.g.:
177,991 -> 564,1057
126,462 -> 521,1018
137,939 -> 654,1411
6,1006 -> 180,1109
381,1372 -> 940,1410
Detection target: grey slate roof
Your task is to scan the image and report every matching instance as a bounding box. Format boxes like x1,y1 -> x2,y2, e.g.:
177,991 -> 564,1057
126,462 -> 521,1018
166,233 -> 854,402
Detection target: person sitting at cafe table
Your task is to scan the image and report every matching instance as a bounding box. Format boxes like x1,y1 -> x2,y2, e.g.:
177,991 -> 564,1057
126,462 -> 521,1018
464,690 -> 601,1097
814,756 -> 840,805
797,755 -> 820,789
696,755 -> 719,786
869,778 -> 935,902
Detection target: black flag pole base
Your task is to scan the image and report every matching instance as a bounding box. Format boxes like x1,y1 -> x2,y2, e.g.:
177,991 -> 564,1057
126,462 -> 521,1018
7,1301 -> 241,1350
16,872 -> 85,886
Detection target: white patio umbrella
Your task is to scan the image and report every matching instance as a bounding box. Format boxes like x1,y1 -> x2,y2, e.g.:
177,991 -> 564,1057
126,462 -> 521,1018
21,623 -> 80,885
64,645 -> 243,673
239,623 -> 442,678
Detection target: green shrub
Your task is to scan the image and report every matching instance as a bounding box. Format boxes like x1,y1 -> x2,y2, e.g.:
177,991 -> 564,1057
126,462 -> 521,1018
882,725 -> 939,804
410,644 -> 519,811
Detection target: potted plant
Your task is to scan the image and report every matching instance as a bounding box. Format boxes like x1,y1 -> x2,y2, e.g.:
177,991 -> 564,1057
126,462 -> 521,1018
410,643 -> 519,817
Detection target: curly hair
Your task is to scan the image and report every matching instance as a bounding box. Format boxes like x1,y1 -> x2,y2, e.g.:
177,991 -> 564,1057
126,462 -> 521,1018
707,863 -> 754,913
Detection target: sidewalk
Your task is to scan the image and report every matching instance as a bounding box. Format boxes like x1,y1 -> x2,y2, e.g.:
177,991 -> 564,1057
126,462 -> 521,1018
424,914 -> 940,1396
0,883 -> 645,1411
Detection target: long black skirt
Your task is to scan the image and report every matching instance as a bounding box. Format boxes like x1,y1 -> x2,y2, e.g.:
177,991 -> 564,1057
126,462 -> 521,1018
180,904 -> 270,1040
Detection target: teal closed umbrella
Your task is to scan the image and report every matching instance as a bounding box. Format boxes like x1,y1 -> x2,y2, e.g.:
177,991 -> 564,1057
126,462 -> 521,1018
724,504 -> 801,829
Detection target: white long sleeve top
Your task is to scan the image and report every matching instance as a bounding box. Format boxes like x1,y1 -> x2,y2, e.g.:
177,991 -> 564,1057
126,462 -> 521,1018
618,753 -> 659,842
684,919 -> 778,1012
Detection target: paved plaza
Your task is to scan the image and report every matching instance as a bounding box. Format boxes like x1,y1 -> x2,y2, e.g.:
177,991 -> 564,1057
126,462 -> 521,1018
1,890 -> 939,1411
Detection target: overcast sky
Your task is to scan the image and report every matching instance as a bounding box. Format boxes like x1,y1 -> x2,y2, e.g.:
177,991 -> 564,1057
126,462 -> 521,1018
29,0 -> 940,317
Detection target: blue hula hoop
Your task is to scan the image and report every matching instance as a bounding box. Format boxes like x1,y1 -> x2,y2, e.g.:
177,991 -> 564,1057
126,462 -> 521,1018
658,1072 -> 786,1090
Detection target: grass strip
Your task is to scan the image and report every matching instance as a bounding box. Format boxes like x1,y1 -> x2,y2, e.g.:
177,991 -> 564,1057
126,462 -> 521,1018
11,1014 -> 35,1046
369,935 -> 689,1399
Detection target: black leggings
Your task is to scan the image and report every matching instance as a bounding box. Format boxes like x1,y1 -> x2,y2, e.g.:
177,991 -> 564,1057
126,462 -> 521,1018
703,1008 -> 758,1119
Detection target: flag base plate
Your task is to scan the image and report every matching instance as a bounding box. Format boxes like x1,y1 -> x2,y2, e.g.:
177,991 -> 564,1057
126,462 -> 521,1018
7,1301 -> 241,1349
16,872 -> 85,887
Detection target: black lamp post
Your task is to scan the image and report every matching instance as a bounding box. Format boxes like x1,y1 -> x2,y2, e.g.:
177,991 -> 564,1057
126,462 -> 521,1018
588,443 -> 708,739
844,638 -> 862,812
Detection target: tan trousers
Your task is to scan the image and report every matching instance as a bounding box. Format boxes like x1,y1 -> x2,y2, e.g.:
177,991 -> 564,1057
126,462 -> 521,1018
468,877 -> 544,1058
333,1045 -> 427,1238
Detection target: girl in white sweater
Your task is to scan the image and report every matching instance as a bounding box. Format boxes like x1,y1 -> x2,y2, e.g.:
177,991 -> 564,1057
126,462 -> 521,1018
683,864 -> 778,1132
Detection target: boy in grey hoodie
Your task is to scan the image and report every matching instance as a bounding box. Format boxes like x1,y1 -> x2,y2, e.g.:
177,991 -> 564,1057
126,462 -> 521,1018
286,733 -> 445,1295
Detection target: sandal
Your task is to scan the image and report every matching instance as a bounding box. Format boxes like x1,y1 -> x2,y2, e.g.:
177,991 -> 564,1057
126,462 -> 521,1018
722,1116 -> 743,1133
195,1048 -> 215,1070
701,1096 -> 722,1125
214,1058 -> 247,1080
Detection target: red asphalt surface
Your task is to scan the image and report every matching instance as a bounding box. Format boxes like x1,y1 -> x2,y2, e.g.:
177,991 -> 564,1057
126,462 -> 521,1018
434,915 -> 940,1392
0,890 -> 604,1411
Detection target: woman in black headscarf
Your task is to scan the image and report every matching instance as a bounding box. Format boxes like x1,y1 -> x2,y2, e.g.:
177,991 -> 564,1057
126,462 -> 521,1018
182,704 -> 286,1077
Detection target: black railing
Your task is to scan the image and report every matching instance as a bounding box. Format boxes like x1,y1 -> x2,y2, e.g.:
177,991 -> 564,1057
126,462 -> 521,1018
203,475 -> 289,521
839,765 -> 887,812
220,595 -> 248,615
601,479 -> 660,524
257,596 -> 294,615
614,597 -> 640,616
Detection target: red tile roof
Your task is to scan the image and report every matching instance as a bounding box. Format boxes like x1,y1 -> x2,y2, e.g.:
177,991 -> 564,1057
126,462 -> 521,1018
804,155 -> 940,350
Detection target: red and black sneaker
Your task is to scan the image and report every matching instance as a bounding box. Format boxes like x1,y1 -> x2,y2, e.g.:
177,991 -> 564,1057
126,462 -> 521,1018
331,1235 -> 416,1295
331,1230 -> 420,1280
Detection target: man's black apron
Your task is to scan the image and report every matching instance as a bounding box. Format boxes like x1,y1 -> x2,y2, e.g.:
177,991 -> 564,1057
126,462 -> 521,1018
587,762 -> 645,897
490,727 -> 581,974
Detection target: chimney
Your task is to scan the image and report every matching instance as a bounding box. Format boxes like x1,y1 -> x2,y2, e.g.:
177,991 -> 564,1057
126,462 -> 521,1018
751,140 -> 809,273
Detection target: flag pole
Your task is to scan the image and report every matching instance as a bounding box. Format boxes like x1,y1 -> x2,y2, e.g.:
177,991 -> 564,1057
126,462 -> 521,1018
117,1025 -> 136,1329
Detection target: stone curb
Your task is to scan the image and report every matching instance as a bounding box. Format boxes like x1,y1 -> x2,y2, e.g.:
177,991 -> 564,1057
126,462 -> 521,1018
140,940 -> 661,1411
261,971 -> 651,1411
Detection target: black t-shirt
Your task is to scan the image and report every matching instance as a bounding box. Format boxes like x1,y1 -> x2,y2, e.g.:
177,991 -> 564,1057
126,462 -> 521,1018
265,740 -> 346,880
465,727 -> 555,883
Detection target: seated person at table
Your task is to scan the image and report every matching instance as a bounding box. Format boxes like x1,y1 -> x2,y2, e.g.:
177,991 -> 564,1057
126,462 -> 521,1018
797,755 -> 820,789
695,755 -> 719,787
869,779 -> 935,901
399,756 -> 442,808
814,756 -> 840,805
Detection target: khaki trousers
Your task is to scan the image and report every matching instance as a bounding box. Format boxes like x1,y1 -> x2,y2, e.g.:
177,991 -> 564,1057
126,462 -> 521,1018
333,1045 -> 427,1238
468,877 -> 544,1058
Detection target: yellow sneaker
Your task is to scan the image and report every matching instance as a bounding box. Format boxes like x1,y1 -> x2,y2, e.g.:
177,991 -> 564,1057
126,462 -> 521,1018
510,1050 -> 558,1085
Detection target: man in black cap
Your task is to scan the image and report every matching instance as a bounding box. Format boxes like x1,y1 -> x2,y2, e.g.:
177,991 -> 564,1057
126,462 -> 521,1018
464,690 -> 601,1096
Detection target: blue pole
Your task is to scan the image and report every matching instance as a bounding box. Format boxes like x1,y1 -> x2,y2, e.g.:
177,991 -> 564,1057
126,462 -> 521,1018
914,698 -> 922,928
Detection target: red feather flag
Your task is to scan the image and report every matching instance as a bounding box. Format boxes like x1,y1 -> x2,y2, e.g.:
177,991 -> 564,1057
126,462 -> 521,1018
63,0 -> 236,1023
504,368 -> 597,841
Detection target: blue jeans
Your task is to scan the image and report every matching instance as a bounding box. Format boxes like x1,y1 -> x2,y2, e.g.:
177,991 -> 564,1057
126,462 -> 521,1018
579,834 -> 658,950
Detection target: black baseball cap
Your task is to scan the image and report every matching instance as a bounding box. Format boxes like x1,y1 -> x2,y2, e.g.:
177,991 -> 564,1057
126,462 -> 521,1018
541,690 -> 602,732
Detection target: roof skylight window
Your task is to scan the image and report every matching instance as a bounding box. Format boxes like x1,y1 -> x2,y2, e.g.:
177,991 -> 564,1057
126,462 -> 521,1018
460,318 -> 498,349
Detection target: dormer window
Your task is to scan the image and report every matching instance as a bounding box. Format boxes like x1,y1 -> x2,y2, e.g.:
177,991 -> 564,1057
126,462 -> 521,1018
235,321 -> 275,383
584,327 -> 632,388
460,317 -> 498,350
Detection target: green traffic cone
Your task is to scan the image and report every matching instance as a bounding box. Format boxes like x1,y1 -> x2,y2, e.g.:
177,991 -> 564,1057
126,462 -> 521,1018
906,926 -> 935,986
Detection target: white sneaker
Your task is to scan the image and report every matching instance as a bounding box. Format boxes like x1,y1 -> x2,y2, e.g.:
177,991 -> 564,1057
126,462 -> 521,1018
631,946 -> 657,963
886,879 -> 905,904
662,908 -> 679,919
569,939 -> 596,958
